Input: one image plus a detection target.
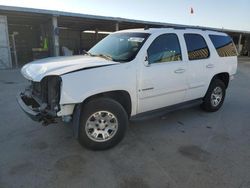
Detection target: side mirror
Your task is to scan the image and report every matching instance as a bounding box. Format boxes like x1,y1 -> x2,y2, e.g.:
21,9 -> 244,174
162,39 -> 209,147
144,55 -> 150,67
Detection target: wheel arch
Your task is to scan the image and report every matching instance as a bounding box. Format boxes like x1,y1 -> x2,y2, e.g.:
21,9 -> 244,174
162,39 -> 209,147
72,90 -> 132,139
203,72 -> 229,99
82,90 -> 132,117
211,72 -> 230,88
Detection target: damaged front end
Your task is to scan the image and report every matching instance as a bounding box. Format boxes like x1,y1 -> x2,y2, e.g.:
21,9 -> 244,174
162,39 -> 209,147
17,76 -> 61,126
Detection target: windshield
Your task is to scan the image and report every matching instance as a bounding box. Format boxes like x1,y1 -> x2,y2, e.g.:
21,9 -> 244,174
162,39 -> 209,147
88,32 -> 150,62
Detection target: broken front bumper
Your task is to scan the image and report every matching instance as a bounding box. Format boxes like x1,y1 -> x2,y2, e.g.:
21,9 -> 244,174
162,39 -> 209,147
16,92 -> 57,125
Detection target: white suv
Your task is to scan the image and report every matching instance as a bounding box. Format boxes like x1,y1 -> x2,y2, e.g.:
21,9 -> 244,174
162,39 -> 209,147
17,28 -> 238,150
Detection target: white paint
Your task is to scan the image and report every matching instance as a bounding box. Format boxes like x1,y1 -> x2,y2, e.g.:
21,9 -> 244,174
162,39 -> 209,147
21,28 -> 238,118
57,104 -> 75,116
21,55 -> 118,81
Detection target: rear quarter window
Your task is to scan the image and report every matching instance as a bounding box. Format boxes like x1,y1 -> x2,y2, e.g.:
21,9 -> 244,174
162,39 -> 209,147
209,35 -> 237,57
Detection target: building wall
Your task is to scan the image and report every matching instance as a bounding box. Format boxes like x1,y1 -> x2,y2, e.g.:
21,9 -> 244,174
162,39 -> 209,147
0,15 -> 12,69
1,8 -> 250,69
8,24 -> 40,66
59,30 -> 108,54
247,37 -> 250,56
59,29 -> 81,54
81,33 -> 107,51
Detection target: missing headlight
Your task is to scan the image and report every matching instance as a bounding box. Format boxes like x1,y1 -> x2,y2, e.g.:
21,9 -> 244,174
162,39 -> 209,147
45,76 -> 62,112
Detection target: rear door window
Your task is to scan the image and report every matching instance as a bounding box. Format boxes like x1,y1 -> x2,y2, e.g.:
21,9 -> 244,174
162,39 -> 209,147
184,34 -> 210,60
209,35 -> 237,57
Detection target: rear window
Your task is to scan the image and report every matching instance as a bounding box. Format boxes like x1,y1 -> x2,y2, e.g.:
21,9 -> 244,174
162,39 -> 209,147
209,35 -> 237,57
184,34 -> 210,60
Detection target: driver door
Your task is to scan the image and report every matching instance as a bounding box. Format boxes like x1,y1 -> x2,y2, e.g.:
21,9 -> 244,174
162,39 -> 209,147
137,33 -> 188,113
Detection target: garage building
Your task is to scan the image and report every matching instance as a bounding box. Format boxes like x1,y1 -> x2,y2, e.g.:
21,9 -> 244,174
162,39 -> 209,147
0,5 -> 250,69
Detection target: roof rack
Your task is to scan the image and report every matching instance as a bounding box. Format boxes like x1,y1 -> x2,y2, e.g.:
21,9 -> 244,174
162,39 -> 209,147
144,25 -> 222,32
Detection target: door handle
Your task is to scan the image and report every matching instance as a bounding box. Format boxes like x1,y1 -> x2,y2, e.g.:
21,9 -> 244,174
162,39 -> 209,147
206,64 -> 214,68
174,68 -> 186,74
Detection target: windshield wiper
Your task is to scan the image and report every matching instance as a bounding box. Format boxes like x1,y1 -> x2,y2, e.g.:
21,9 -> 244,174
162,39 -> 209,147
95,54 -> 113,61
83,50 -> 93,56
84,51 -> 114,61
89,53 -> 113,61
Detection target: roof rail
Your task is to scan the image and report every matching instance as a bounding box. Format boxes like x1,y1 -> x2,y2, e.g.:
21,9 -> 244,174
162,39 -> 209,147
144,25 -> 222,32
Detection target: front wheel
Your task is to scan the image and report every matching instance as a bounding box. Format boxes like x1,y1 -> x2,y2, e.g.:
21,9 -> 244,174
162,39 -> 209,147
78,98 -> 128,150
201,79 -> 226,112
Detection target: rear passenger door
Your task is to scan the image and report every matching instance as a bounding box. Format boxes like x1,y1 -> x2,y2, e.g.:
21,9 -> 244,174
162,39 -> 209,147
183,33 -> 214,101
138,33 -> 188,113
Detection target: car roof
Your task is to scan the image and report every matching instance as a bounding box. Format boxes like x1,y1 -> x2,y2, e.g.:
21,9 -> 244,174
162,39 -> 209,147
116,27 -> 228,36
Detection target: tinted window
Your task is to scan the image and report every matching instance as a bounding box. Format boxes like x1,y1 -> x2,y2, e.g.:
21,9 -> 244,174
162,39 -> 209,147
209,35 -> 237,57
184,34 -> 210,60
147,34 -> 182,64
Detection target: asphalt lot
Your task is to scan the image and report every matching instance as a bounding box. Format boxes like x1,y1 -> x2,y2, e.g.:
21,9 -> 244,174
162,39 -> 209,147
0,58 -> 250,188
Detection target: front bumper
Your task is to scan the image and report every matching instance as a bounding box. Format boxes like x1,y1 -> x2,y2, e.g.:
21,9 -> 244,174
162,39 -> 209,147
16,92 -> 57,125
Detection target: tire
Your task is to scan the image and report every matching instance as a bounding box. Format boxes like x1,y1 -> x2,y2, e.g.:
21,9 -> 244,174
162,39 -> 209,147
201,79 -> 226,112
78,98 -> 128,150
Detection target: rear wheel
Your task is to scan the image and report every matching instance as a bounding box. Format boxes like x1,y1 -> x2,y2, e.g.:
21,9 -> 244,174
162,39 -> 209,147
78,98 -> 128,150
201,79 -> 226,112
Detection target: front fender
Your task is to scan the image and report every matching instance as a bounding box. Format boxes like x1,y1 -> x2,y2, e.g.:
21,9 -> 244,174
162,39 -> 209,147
60,63 -> 137,116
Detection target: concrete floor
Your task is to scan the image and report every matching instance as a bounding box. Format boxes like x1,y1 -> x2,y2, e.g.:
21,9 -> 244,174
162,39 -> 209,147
0,58 -> 250,188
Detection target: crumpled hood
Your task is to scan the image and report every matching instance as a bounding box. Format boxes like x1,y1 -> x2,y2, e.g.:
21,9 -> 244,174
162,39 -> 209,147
21,55 -> 118,82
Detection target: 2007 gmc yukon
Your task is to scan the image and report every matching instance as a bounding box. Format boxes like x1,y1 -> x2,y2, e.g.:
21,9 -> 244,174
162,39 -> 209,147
17,28 -> 238,150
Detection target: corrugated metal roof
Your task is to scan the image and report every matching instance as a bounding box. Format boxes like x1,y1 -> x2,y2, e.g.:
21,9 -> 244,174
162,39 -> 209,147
0,5 -> 250,34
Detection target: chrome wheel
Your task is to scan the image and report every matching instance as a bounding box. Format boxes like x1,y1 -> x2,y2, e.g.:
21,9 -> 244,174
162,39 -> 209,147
210,86 -> 223,107
85,111 -> 118,142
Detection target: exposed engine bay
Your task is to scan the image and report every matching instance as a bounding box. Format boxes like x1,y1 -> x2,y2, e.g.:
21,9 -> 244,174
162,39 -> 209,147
18,76 -> 61,125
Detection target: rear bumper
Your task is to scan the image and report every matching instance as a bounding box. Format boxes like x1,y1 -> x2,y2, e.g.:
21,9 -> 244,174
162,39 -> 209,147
16,92 -> 57,125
